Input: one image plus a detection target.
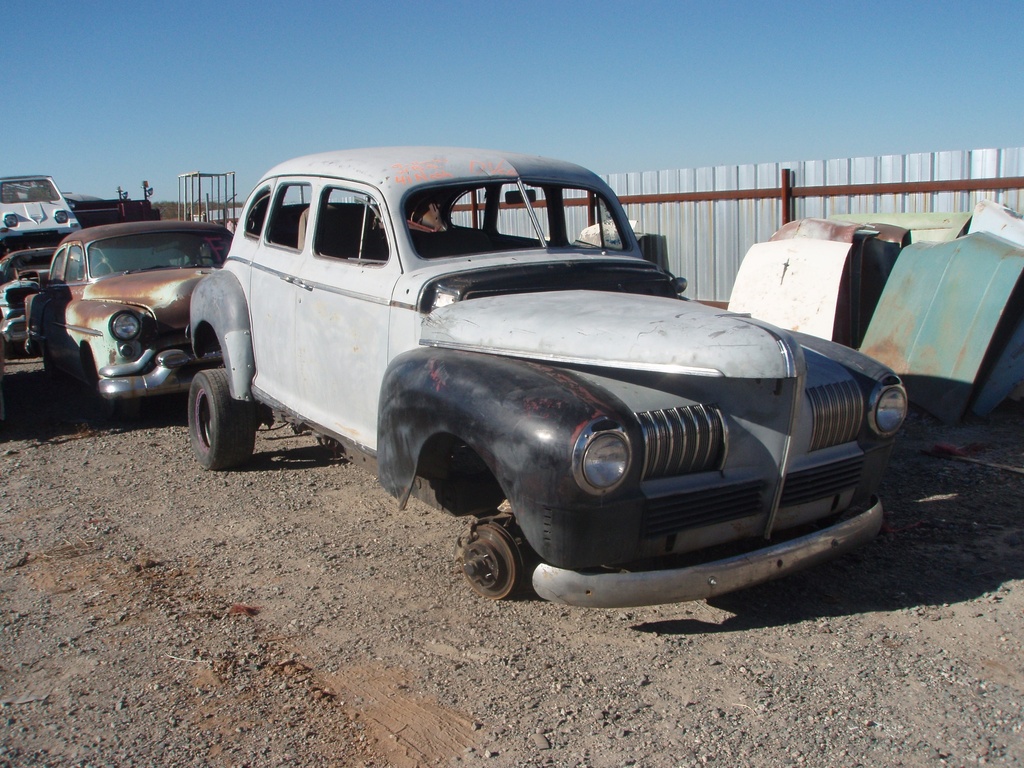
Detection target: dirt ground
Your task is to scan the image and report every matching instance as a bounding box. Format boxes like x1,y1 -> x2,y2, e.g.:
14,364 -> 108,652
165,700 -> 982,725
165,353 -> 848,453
1,356 -> 1022,767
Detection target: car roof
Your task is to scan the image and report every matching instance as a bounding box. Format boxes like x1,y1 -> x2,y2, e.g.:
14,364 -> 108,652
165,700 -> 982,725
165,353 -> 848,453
259,147 -> 607,196
57,220 -> 231,245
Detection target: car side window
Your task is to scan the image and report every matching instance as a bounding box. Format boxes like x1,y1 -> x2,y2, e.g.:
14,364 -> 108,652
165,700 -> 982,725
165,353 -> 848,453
49,246 -> 68,282
266,182 -> 311,250
65,245 -> 85,282
243,186 -> 272,240
314,188 -> 389,262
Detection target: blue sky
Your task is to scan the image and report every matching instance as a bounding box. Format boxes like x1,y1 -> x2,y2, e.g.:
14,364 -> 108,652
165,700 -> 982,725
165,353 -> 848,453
10,0 -> 1022,204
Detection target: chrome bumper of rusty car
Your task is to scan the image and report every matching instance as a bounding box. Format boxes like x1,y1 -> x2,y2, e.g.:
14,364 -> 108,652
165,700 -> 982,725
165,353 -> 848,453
531,497 -> 884,608
1,314 -> 26,343
97,349 -> 202,399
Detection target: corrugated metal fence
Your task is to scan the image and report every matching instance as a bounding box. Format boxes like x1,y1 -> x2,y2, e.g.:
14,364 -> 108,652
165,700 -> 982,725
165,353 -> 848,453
603,147 -> 1024,302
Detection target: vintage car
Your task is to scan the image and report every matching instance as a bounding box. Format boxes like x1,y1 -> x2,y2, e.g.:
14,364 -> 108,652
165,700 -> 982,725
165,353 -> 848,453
0,176 -> 81,256
0,247 -> 55,356
26,220 -> 232,418
187,147 -> 907,608
0,327 -> 5,422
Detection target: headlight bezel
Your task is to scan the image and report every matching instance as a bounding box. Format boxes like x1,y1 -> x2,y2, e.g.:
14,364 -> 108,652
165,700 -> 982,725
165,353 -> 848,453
572,418 -> 632,494
109,310 -> 142,341
54,210 -> 69,224
868,379 -> 908,437
3,213 -> 18,228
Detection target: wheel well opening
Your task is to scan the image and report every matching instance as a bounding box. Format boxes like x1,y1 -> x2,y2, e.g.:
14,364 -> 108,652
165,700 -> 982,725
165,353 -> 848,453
191,321 -> 220,359
416,433 -> 506,516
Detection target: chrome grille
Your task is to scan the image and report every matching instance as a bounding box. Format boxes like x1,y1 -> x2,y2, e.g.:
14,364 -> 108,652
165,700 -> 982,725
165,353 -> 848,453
637,404 -> 726,480
806,380 -> 863,452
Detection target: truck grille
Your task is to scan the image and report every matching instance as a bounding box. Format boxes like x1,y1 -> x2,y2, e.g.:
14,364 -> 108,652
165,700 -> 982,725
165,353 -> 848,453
637,404 -> 726,480
807,380 -> 863,451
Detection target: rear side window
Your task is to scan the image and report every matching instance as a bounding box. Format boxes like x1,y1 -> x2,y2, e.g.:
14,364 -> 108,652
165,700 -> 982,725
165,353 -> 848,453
243,186 -> 271,239
314,188 -> 389,262
266,183 -> 312,250
49,246 -> 68,282
65,244 -> 85,282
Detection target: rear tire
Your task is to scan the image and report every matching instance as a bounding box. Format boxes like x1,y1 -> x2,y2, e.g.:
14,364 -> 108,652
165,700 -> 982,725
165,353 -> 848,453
188,368 -> 257,470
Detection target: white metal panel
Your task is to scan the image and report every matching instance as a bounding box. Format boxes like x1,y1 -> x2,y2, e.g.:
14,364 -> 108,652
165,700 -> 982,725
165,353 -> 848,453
729,239 -> 851,339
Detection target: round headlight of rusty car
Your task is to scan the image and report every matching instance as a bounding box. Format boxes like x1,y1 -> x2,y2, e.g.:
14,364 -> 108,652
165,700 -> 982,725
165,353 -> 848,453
869,380 -> 908,437
110,311 -> 142,341
573,419 -> 631,494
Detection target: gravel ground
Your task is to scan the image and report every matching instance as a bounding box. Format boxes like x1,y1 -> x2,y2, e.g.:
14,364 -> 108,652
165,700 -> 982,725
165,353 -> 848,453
1,356 -> 1023,767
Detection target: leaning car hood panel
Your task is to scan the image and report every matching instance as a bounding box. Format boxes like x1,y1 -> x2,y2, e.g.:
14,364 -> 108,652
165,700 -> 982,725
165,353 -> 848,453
421,290 -> 798,378
80,270 -> 211,326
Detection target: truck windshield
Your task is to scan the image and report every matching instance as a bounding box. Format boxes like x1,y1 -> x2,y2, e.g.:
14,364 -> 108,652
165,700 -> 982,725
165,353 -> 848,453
1,178 -> 60,204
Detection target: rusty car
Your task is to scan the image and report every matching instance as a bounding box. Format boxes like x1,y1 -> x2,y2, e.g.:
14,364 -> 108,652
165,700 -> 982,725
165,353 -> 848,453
186,147 -> 908,607
26,220 -> 232,418
0,246 -> 55,357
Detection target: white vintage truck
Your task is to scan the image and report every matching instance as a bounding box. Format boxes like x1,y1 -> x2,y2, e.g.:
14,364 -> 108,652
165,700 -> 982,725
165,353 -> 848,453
186,147 -> 907,608
0,176 -> 80,256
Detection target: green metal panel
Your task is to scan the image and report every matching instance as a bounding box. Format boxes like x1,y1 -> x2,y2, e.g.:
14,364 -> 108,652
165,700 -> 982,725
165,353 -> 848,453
859,232 -> 1024,422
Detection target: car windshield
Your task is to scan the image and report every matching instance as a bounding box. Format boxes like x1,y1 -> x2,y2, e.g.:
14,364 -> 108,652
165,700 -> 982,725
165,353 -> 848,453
404,181 -> 630,259
87,231 -> 232,277
1,178 -> 60,204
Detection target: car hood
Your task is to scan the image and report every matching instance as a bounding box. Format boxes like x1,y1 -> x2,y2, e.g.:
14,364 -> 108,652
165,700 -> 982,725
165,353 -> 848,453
420,290 -> 803,379
81,268 -> 214,326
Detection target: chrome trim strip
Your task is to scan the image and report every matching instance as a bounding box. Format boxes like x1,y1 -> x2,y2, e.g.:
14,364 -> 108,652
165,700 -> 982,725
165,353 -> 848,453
532,497 -> 884,608
56,322 -> 103,338
249,260 -> 390,306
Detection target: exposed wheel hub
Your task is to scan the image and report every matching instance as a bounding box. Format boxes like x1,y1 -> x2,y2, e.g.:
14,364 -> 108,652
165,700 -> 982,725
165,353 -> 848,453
458,519 -> 526,600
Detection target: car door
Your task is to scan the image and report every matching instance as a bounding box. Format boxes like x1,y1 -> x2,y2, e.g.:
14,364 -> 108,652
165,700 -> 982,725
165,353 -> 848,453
40,243 -> 84,376
245,180 -> 311,407
291,183 -> 402,451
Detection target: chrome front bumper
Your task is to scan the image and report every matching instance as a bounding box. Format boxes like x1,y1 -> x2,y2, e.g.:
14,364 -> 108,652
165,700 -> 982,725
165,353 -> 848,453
97,349 -> 204,399
531,497 -> 884,608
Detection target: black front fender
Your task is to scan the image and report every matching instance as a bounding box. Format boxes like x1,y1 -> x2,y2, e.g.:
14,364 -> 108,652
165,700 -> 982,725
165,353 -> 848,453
378,347 -> 646,566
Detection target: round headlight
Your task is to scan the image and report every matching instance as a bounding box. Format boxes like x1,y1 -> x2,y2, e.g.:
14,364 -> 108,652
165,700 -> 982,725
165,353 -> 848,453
869,382 -> 907,436
3,213 -> 18,228
573,420 -> 631,494
110,311 -> 142,340
54,210 -> 69,224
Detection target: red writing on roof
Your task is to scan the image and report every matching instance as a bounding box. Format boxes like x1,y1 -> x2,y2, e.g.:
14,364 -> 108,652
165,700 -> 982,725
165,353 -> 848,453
392,160 -> 455,185
469,160 -> 516,176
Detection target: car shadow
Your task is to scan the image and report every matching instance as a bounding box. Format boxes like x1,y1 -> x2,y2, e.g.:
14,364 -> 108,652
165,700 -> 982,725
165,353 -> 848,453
1,359 -> 189,441
632,405 -> 1024,635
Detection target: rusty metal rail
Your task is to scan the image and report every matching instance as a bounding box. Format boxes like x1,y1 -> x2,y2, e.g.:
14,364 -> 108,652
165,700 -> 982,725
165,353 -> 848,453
618,174 -> 1024,225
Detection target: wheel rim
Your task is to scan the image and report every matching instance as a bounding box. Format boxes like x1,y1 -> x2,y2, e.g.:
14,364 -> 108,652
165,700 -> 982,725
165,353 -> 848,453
460,523 -> 524,600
